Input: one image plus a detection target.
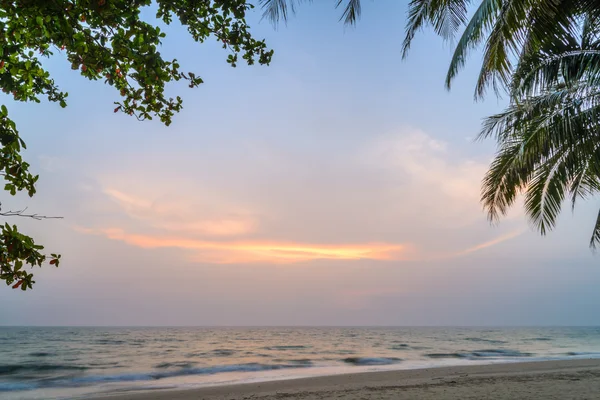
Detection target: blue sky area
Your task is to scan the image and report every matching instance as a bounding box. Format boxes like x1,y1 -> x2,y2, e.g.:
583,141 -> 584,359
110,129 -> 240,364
1,1 -> 599,326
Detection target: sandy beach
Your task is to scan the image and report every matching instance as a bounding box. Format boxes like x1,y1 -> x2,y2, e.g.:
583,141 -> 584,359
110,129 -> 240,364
99,359 -> 600,400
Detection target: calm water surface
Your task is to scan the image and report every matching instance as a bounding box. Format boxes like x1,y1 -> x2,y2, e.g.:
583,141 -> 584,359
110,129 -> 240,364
1,327 -> 600,399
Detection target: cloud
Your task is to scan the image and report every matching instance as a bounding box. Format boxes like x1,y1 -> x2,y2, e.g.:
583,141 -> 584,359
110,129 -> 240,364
85,186 -> 421,264
452,229 -> 526,257
74,128 -> 524,264
103,188 -> 257,237
364,130 -> 489,213
76,227 -> 415,264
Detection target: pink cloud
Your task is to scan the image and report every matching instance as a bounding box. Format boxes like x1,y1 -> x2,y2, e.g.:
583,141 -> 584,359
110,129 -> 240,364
76,227 -> 415,264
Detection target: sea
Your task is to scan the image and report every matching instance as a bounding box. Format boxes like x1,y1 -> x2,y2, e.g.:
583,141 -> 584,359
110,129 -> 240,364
1,326 -> 600,399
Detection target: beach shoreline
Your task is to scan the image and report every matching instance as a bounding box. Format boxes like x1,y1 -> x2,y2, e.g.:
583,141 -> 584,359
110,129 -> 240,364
91,358 -> 600,400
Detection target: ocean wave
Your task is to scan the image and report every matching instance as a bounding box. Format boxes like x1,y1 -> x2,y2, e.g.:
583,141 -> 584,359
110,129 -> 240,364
154,361 -> 197,369
425,353 -> 468,359
263,345 -> 309,350
153,338 -> 185,343
527,337 -> 552,341
322,349 -> 356,355
471,349 -> 533,358
288,359 -> 313,365
425,349 -> 533,359
389,344 -> 409,350
464,338 -> 507,344
0,363 -> 315,392
566,352 -> 600,357
211,349 -> 236,356
342,357 -> 402,366
87,361 -> 122,368
272,359 -> 313,366
0,382 -> 38,392
93,339 -> 127,345
0,364 -> 88,375
186,349 -> 236,358
28,352 -> 54,357
76,363 -> 312,383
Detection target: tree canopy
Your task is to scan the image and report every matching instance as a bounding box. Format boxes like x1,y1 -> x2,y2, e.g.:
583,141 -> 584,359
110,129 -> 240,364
1,0 -> 274,290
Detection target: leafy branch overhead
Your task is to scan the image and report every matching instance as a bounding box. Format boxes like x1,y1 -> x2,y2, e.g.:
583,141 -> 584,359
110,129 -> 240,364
0,0 -> 274,290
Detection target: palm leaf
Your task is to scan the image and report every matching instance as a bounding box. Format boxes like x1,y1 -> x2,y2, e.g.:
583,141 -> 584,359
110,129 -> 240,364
335,0 -> 362,25
402,0 -> 470,57
569,162 -> 600,210
481,86 -> 600,240
445,0 -> 501,89
481,137 -> 530,221
259,0 -> 363,26
590,208 -> 600,249
514,50 -> 600,98
259,0 -> 309,25
474,0 -> 536,98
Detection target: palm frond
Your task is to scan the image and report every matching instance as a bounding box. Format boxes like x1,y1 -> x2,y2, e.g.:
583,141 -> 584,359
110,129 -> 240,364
484,117 -> 600,235
474,0 -> 535,98
569,163 -> 600,210
335,0 -> 362,25
481,138 -> 530,221
473,0 -> 578,98
524,148 -> 571,235
581,13 -> 600,48
590,208 -> 600,249
402,0 -> 434,57
259,0 -> 363,26
433,0 -> 470,39
480,83 -> 600,144
445,0 -> 501,89
522,123 -> 600,235
513,50 -> 600,98
259,0 -> 309,26
480,77 -> 600,232
402,0 -> 470,58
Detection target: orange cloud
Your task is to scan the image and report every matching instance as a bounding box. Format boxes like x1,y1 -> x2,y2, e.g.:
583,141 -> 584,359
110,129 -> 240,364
76,227 -> 414,264
159,219 -> 256,237
103,188 -> 256,237
453,229 -> 525,257
104,188 -> 152,210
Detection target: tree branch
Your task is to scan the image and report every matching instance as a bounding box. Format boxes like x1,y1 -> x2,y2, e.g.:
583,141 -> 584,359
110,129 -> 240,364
0,207 -> 62,220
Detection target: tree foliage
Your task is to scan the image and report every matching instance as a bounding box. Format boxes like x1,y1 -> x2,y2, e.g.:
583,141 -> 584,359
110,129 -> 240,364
0,0 -> 274,290
263,0 -> 600,249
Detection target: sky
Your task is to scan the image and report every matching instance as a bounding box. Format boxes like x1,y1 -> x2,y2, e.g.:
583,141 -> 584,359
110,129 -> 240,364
1,1 -> 600,326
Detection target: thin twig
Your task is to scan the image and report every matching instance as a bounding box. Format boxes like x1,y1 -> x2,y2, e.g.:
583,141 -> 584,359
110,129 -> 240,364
0,207 -> 62,220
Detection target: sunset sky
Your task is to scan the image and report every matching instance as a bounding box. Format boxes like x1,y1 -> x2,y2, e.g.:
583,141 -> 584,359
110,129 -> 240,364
2,1 -> 600,326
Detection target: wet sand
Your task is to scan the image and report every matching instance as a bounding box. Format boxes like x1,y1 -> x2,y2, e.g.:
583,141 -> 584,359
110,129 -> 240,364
97,359 -> 600,400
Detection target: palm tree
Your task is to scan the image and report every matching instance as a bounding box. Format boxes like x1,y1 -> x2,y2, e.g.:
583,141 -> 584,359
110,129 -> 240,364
259,0 -> 600,248
481,14 -> 600,247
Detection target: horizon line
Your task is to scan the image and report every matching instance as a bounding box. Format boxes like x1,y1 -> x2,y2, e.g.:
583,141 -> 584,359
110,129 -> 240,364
2,325 -> 599,328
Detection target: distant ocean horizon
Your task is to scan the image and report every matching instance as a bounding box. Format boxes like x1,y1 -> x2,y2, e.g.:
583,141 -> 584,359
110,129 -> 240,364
2,326 -> 600,399
5,324 -> 600,328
